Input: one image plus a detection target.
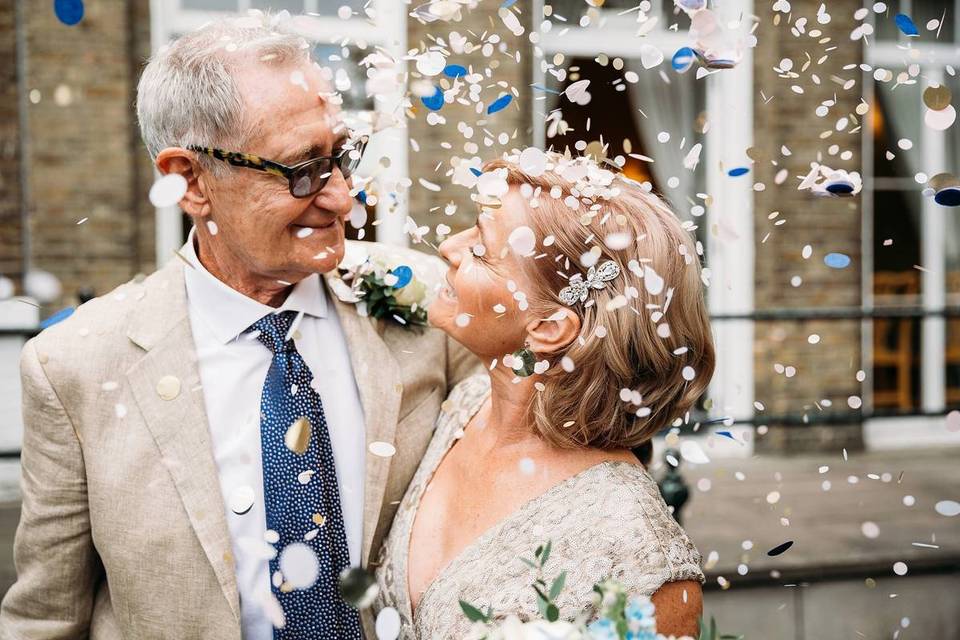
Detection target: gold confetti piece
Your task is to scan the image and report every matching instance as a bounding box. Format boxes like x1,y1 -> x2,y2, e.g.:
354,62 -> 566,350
284,417 -> 312,455
923,84 -> 952,111
312,513 -> 327,527
156,375 -> 181,401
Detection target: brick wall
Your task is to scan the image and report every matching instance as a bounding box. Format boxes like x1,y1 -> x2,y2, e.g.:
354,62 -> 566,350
19,0 -> 154,312
405,3 -> 534,242
751,0 -> 864,453
0,3 -> 22,285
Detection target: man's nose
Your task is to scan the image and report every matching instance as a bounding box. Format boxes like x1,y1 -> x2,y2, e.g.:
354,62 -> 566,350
312,166 -> 352,218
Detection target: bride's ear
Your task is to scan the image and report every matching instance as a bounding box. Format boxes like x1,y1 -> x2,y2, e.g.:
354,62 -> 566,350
525,308 -> 581,355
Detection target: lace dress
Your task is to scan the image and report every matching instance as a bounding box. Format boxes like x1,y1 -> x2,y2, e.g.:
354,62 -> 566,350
372,375 -> 704,639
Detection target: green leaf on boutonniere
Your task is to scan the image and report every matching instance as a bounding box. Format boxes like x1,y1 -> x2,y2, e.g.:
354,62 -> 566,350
549,571 -> 566,600
459,600 -> 490,623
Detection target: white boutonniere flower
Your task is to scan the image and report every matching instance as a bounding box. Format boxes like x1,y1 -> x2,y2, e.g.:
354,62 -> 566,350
332,246 -> 429,327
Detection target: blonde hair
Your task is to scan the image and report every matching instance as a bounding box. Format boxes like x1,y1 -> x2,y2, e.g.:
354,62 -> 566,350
483,153 -> 715,450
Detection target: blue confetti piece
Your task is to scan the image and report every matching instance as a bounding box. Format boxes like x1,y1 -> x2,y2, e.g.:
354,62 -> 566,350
934,186 -> 960,207
716,430 -> 736,441
443,64 -> 467,78
54,0 -> 84,25
529,83 -> 561,94
420,85 -> 444,111
40,306 -> 75,329
894,13 -> 919,36
391,265 -> 413,289
501,0 -> 519,7
824,252 -> 851,269
672,47 -> 696,73
487,93 -> 513,115
825,180 -> 854,195
767,540 -> 794,557
469,167 -> 483,177
728,167 -> 750,177
357,189 -> 367,204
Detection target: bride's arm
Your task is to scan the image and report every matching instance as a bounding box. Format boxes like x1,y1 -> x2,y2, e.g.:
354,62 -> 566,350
650,580 -> 703,638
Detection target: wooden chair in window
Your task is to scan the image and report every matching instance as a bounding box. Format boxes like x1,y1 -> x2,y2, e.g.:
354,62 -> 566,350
873,271 -> 919,410
947,271 -> 960,405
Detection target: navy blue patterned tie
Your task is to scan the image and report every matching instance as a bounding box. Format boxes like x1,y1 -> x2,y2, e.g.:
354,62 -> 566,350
246,310 -> 361,639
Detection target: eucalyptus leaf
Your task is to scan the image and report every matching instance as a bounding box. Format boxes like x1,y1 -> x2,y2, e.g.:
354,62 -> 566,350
459,600 -> 489,623
549,571 -> 566,600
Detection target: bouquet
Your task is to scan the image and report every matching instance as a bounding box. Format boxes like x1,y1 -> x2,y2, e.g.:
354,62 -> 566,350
459,542 -> 741,640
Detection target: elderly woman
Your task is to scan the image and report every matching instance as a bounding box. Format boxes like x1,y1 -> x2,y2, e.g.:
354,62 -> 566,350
373,152 -> 715,639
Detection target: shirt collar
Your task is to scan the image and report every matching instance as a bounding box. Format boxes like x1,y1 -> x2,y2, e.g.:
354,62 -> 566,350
182,226 -> 328,345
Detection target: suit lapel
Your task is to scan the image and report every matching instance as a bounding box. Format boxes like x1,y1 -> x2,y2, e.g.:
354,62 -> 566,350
126,260 -> 240,622
323,272 -> 401,566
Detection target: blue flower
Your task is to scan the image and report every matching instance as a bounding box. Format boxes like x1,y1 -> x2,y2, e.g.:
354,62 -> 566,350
625,596 -> 657,640
587,618 -> 619,640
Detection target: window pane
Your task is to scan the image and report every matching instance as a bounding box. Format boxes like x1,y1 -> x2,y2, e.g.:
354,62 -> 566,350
872,77 -> 924,179
872,189 -> 923,412
250,0 -> 305,12
543,55 -> 708,253
182,0 -> 237,10
911,0 -> 955,42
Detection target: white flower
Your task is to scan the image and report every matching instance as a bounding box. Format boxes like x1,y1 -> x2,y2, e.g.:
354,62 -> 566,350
393,278 -> 427,307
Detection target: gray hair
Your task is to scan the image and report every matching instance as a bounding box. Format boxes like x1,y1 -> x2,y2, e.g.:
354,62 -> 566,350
136,12 -> 310,174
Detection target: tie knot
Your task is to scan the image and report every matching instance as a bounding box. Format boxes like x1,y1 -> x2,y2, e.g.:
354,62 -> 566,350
246,311 -> 297,354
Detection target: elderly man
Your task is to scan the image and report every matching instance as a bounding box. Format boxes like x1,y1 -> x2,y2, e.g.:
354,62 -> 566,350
0,14 -> 478,640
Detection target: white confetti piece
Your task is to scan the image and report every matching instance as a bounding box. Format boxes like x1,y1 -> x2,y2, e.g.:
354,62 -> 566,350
148,174 -> 188,208
369,441 -> 396,457
279,542 -> 319,588
680,440 -> 710,464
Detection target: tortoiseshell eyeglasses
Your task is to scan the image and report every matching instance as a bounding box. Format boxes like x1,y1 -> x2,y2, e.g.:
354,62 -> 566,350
188,136 -> 368,198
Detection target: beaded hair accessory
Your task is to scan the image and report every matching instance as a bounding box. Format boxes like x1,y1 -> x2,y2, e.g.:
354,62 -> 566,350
558,260 -> 621,306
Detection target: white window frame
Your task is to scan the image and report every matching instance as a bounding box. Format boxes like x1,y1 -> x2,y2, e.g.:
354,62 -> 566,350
533,0 -> 756,428
148,0 -> 409,262
861,6 -> 960,448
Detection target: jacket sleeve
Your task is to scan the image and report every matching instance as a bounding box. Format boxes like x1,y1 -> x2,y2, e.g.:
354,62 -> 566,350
0,339 -> 101,640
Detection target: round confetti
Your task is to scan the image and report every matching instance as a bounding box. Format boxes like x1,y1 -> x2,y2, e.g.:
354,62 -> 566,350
375,607 -> 402,640
519,457 -> 536,475
934,500 -> 960,517
767,540 -> 794,556
279,542 -> 320,589
894,13 -> 919,36
926,105 -> 958,131
156,375 -> 181,401
824,253 -> 851,269
518,147 -> 547,176
946,410 -> 960,432
416,51 -> 446,77
229,485 -> 255,515
893,561 -> 908,576
861,521 -> 880,538
149,173 -> 188,208
443,64 -> 467,78
934,186 -> 960,207
728,167 -> 750,177
369,441 -> 397,457
903,495 -> 916,506
54,0 -> 84,26
923,85 -> 952,111
507,225 -> 536,255
672,47 -> 696,72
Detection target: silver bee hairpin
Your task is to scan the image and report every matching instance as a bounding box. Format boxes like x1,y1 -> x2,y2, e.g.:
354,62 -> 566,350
558,260 -> 621,306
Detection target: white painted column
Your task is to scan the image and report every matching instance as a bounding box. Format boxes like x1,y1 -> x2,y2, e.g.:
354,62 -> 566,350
704,0 -> 754,424
370,0 -> 409,247
920,68 -> 946,413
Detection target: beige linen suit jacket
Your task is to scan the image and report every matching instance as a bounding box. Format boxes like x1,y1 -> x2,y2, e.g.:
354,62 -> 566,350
0,241 -> 480,640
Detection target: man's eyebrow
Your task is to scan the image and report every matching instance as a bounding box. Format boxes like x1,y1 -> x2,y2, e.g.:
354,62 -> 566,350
281,134 -> 349,165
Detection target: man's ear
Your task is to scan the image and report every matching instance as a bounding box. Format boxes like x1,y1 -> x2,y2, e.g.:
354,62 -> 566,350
155,147 -> 212,218
525,308 -> 581,355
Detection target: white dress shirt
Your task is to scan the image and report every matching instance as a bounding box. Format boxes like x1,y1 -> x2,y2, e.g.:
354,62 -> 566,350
182,228 -> 366,640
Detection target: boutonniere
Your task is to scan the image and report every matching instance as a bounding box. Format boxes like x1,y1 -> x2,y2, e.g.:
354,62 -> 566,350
330,246 -> 429,328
